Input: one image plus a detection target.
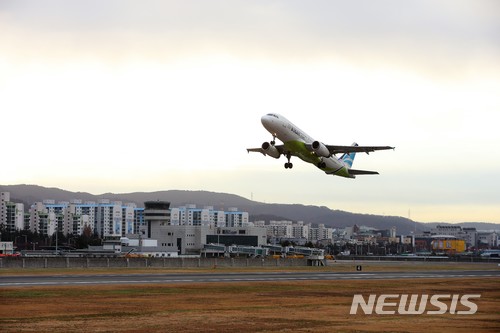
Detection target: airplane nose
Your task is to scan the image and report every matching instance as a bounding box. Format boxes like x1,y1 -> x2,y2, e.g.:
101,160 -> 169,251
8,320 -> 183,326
261,114 -> 272,127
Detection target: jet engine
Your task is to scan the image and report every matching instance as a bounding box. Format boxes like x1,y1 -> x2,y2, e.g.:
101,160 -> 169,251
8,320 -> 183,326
261,142 -> 281,159
311,141 -> 330,157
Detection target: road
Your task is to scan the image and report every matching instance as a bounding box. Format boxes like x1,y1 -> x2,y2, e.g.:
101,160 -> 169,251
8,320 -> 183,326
1,270 -> 499,287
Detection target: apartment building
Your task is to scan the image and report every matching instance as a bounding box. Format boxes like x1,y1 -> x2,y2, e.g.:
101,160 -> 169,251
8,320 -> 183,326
170,205 -> 247,227
0,192 -> 24,233
257,220 -> 334,243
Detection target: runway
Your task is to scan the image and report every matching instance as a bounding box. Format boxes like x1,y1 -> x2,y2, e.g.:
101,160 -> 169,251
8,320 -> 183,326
1,270 -> 499,287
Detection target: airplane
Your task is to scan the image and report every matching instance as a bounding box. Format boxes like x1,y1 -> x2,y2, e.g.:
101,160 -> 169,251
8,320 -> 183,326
247,113 -> 394,178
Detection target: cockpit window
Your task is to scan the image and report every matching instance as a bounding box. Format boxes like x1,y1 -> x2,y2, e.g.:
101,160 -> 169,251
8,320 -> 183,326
266,113 -> 279,119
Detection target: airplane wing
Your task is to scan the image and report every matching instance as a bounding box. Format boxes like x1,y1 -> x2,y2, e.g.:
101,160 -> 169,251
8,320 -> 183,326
246,147 -> 265,155
324,145 -> 394,155
246,144 -> 286,156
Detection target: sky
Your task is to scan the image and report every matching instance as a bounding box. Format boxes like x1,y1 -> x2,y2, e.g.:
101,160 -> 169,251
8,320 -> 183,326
1,0 -> 499,223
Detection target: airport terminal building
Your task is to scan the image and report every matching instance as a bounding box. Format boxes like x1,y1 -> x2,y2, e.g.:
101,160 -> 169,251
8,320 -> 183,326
141,201 -> 266,255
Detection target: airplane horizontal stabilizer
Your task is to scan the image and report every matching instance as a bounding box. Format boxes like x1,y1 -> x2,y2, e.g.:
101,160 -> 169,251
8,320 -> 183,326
347,169 -> 379,175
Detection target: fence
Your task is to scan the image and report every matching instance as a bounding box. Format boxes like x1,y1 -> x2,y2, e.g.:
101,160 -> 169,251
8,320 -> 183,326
0,257 -> 310,269
336,255 -> 500,263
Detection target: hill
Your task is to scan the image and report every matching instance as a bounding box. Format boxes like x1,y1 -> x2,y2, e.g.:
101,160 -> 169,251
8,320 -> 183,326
2,184 -> 496,234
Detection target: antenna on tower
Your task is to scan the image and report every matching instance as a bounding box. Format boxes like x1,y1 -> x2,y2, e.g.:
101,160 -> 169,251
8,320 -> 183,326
409,208 -> 417,233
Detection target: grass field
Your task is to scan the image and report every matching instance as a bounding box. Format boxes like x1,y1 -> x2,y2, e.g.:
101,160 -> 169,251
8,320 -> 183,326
1,279 -> 498,332
1,263 -> 499,333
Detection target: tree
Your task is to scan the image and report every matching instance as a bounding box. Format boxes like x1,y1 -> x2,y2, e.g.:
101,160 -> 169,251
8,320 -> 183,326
73,226 -> 101,249
304,241 -> 315,248
281,240 -> 291,247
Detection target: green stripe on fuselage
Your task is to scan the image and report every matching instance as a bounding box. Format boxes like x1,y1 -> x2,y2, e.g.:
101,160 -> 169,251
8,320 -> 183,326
284,140 -> 319,164
283,140 -> 350,177
333,166 -> 351,178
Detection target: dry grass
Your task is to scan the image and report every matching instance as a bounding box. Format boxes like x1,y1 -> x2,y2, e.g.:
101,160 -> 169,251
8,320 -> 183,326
1,277 -> 499,333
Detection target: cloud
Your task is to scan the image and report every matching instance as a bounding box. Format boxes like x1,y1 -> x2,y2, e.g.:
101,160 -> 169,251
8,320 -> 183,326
1,0 -> 499,223
2,0 -> 499,75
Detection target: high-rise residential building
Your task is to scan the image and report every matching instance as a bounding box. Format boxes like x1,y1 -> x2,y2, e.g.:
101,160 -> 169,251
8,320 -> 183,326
171,205 -> 208,226
0,192 -> 9,227
225,207 -> 249,227
261,220 -> 334,243
29,202 -> 57,236
95,200 -> 123,238
308,224 -> 333,242
44,200 -> 68,235
1,192 -> 25,233
263,221 -> 294,238
170,205 -> 228,227
122,203 -> 136,235
291,221 -> 309,239
133,207 -> 144,234
26,199 -> 140,237
65,200 -> 97,236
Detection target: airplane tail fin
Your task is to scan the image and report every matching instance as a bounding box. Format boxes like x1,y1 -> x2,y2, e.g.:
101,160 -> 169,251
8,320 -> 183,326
340,142 -> 358,168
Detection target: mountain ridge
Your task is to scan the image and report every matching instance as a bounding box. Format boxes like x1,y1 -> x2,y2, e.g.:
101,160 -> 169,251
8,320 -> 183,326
1,184 -> 498,234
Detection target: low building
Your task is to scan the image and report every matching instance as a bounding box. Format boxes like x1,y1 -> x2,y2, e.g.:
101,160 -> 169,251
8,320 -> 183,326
0,241 -> 14,254
477,231 -> 499,248
430,225 -> 477,248
430,236 -> 466,254
149,224 -> 267,255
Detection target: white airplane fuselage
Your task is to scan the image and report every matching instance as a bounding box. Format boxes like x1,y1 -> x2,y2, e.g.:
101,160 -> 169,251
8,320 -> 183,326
260,113 -> 350,176
248,113 -> 393,177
